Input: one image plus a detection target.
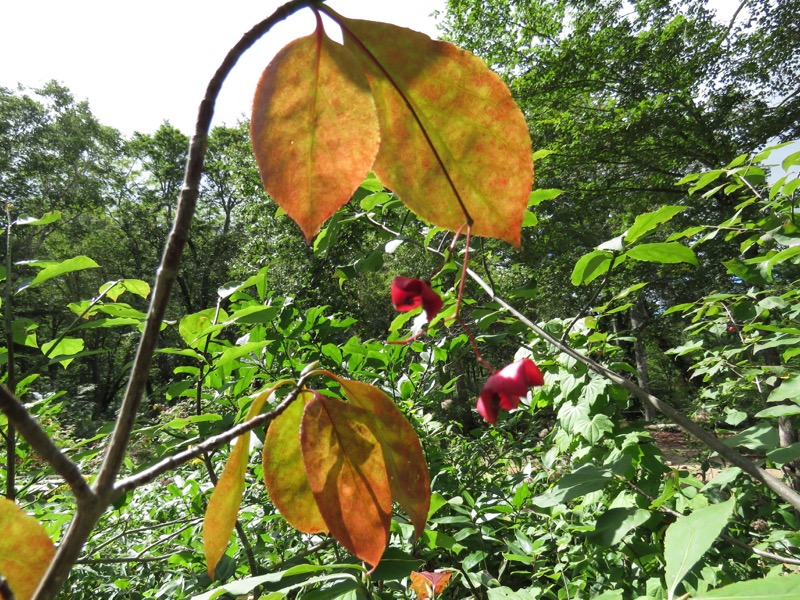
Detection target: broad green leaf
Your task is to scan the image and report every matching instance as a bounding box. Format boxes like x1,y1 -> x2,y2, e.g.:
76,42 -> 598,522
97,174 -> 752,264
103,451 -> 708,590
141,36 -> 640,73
263,390 -> 327,534
371,548 -> 424,582
624,243 -> 698,266
251,24 -> 379,241
41,337 -> 84,368
581,413 -> 614,444
179,308 -> 227,349
0,498 -> 55,600
214,341 -> 270,369
301,393 -> 392,568
768,376 -> 800,403
625,206 -> 686,244
531,463 -> 613,508
591,507 -> 651,547
782,150 -> 800,171
767,443 -> 800,465
755,405 -> 800,418
13,210 -> 61,226
325,374 -> 431,537
336,13 -> 533,247
571,250 -> 614,286
723,423 -> 779,451
204,382 -> 291,578
693,573 -> 800,599
528,188 -> 563,206
100,279 -> 150,301
18,256 -> 99,292
664,498 -> 735,600
765,246 -> 800,280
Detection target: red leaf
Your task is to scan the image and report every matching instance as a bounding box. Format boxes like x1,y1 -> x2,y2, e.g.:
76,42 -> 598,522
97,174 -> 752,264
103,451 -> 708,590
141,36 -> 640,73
251,18 -> 379,241
263,390 -> 327,534
327,374 -> 431,538
331,11 -> 533,247
301,392 -> 392,568
410,570 -> 453,599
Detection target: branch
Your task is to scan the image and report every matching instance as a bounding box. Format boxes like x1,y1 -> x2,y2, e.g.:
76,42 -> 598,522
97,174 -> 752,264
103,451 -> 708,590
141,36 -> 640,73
464,266 -> 800,512
360,215 -> 800,512
113,372 -> 311,496
32,2 -> 313,598
0,385 -> 94,504
624,478 -> 800,567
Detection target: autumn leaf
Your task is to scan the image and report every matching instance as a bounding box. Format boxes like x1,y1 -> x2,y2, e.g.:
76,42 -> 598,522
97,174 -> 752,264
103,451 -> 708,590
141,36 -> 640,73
324,373 -> 430,537
262,390 -> 327,534
410,570 -> 453,600
0,498 -> 55,600
301,392 -> 392,568
251,14 -> 379,242
203,380 -> 291,578
329,10 -> 533,247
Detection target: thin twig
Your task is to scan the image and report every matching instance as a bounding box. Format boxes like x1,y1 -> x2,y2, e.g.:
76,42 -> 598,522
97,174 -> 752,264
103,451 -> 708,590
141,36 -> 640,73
360,216 -> 800,512
114,372 -> 311,496
0,386 -> 94,504
624,479 -> 800,566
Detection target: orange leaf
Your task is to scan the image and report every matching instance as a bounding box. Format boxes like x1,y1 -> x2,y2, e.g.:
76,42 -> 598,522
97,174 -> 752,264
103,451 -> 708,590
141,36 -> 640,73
331,13 -> 533,248
251,16 -> 380,242
203,381 -> 291,578
410,570 -> 453,600
301,392 -> 392,568
263,390 -> 327,534
0,498 -> 55,600
325,374 -> 430,537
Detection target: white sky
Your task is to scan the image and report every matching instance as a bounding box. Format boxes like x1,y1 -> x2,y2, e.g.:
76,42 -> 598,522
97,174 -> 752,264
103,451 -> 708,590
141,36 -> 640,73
1,0 -> 794,181
1,1 -> 445,134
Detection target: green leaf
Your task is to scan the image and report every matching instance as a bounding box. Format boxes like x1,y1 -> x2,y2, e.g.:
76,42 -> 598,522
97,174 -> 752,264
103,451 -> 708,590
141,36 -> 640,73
768,376 -> 800,403
692,573 -> 800,599
755,405 -> 800,419
765,246 -> 800,280
100,279 -> 151,301
13,210 -> 61,226
782,150 -> 800,171
625,206 -> 686,244
591,507 -> 651,547
581,413 -> 614,444
527,188 -> 563,206
17,256 -> 99,292
767,443 -> 800,466
370,547 -> 424,582
624,243 -> 698,266
571,250 -> 614,286
41,337 -> 84,368
723,423 -> 779,451
531,464 -> 613,508
664,498 -> 735,600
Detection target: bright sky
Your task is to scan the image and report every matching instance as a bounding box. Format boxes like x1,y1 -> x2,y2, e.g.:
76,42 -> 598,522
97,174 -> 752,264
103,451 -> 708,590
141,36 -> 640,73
1,1 -> 446,134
